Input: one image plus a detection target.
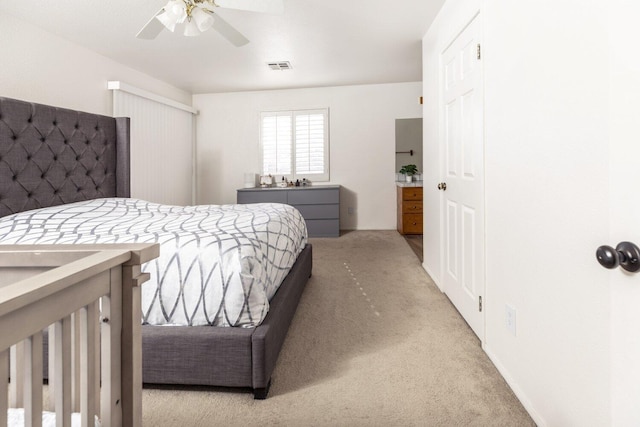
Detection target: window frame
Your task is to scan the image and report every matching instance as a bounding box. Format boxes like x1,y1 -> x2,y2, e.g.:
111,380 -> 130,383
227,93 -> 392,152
259,108 -> 330,182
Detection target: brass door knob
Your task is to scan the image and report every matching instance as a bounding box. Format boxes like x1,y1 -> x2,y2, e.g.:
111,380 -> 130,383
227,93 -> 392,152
437,182 -> 447,191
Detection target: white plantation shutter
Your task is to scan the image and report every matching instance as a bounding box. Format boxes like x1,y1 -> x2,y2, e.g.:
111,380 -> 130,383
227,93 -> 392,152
261,113 -> 292,175
295,111 -> 327,176
260,109 -> 329,181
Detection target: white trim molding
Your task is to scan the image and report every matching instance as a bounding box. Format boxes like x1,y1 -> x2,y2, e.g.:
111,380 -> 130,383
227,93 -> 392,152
107,81 -> 198,115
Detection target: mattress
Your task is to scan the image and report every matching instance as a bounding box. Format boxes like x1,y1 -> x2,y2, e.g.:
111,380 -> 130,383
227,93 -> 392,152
0,198 -> 307,327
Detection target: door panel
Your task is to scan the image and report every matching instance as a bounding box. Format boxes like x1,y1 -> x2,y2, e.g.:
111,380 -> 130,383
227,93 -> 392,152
446,100 -> 459,176
441,13 -> 485,339
446,200 -> 458,279
462,90 -> 476,178
462,205 -> 476,296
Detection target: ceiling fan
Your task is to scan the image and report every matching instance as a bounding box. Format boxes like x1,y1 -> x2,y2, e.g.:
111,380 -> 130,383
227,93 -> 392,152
136,0 -> 284,46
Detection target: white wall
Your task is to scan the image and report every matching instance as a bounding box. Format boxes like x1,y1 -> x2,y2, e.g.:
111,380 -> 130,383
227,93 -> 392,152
194,82 -> 422,230
424,1 -> 611,425
0,13 -> 191,116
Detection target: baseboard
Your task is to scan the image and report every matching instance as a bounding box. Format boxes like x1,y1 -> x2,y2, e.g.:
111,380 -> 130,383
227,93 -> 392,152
422,263 -> 444,292
483,345 -> 547,427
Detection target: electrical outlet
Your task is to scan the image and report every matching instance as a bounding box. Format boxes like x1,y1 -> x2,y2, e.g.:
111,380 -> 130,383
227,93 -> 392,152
505,304 -> 517,336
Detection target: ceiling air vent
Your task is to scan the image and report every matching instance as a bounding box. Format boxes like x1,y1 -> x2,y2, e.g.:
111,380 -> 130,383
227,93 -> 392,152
267,61 -> 293,71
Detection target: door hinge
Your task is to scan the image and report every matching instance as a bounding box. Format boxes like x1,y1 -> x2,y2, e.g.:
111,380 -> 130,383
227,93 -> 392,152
479,296 -> 483,312
477,43 -> 481,60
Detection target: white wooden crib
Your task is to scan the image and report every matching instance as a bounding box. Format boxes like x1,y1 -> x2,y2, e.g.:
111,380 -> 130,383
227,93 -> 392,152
0,244 -> 159,427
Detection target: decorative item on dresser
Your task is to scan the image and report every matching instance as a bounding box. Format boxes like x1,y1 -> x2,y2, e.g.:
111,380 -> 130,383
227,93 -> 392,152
237,185 -> 340,237
397,186 -> 423,235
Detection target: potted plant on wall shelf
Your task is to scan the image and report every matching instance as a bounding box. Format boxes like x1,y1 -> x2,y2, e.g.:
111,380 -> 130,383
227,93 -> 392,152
399,164 -> 419,183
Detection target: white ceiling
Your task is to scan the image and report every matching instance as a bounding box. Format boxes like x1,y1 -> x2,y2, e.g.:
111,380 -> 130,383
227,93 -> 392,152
0,0 -> 445,94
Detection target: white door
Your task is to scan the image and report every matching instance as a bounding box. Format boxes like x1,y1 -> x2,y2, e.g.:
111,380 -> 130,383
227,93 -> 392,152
609,4 -> 640,423
440,14 -> 484,339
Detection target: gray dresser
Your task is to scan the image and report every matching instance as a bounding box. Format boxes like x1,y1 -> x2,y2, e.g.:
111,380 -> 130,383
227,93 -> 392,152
237,185 -> 340,237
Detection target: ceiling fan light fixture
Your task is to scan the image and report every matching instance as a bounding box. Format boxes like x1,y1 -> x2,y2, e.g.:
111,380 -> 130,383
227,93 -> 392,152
137,0 -> 284,44
156,10 -> 177,32
183,19 -> 201,36
167,0 -> 187,21
156,0 -> 187,32
192,7 -> 215,32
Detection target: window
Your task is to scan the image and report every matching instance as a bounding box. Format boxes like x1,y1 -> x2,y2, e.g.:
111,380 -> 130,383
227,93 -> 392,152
260,108 -> 329,182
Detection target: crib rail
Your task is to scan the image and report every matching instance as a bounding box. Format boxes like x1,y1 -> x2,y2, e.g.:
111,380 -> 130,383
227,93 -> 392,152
0,244 -> 159,427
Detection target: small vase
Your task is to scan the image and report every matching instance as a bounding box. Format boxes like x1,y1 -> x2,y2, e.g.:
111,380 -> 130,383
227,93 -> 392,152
405,175 -> 412,183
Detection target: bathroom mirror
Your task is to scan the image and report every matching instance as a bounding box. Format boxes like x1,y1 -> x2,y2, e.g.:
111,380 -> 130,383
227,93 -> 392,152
395,118 -> 423,178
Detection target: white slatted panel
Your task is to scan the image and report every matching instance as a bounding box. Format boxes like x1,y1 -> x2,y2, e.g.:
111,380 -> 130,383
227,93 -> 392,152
113,88 -> 195,205
261,113 -> 292,176
294,111 -> 326,175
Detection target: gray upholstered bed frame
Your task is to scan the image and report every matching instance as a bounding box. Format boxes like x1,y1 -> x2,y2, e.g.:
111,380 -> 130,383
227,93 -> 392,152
0,96 -> 312,399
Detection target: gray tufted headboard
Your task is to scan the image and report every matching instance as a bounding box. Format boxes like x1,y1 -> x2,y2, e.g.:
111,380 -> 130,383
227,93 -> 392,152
0,96 -> 130,217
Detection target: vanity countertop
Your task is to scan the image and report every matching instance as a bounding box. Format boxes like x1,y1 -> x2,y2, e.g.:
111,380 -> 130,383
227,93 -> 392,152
396,181 -> 423,188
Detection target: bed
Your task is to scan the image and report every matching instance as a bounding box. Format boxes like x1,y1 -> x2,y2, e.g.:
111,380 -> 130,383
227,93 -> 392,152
0,96 -> 313,399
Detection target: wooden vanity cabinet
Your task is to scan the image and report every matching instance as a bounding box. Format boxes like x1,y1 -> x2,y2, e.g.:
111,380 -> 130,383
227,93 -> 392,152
397,187 -> 423,235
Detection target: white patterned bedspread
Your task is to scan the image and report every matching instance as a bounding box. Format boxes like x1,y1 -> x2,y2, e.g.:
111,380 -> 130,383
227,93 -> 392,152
0,198 -> 307,327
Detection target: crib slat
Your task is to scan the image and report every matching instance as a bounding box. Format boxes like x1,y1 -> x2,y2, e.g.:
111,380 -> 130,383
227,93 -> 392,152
0,349 -> 8,427
101,266 -> 123,427
54,317 -> 72,427
80,302 -> 99,427
71,312 -> 81,413
24,332 -> 43,427
93,306 -> 100,419
9,342 -> 23,408
48,324 -> 55,411
121,265 -> 147,427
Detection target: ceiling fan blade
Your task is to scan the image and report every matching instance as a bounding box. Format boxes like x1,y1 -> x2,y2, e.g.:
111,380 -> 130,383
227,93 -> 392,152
211,13 -> 250,46
214,0 -> 284,15
136,9 -> 166,39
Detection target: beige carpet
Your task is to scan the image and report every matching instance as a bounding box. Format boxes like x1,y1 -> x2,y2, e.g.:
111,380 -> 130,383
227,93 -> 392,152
142,231 -> 534,426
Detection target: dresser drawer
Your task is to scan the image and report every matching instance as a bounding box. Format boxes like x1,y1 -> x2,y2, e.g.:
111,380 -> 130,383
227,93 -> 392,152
402,200 -> 423,214
237,190 -> 287,204
292,204 -> 339,220
402,187 -> 423,201
288,188 -> 339,205
306,219 -> 340,237
402,213 -> 423,234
